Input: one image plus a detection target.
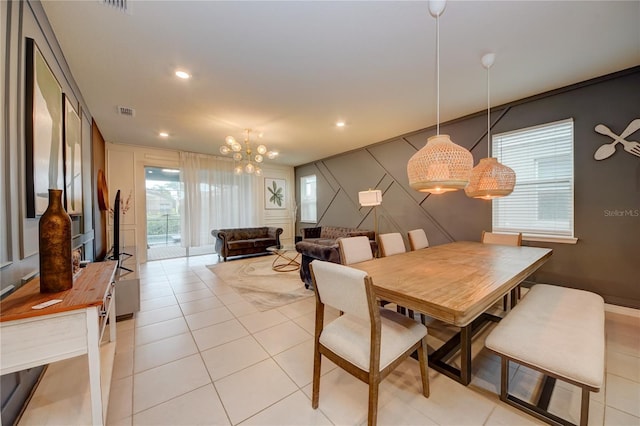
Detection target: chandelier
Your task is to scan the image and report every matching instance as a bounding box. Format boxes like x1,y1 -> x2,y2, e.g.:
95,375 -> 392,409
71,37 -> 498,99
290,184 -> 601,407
219,129 -> 278,175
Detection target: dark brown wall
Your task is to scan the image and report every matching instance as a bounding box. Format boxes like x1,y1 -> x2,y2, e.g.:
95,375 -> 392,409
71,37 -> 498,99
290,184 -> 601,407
296,67 -> 640,309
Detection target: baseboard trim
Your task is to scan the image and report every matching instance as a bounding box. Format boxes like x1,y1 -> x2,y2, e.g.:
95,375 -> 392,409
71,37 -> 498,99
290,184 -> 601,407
605,303 -> 640,318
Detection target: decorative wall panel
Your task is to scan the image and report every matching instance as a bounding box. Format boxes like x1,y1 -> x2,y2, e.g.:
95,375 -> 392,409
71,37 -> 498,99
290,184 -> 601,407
296,68 -> 640,309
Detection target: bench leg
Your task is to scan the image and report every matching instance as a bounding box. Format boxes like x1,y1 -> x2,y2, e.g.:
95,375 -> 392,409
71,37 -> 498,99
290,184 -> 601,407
498,356 -> 588,426
500,357 -> 509,401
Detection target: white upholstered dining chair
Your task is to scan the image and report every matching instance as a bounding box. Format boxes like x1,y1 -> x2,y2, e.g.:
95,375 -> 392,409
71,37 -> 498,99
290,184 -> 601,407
338,236 -> 374,265
378,232 -> 425,323
378,233 -> 406,257
408,229 -> 429,251
481,231 -> 523,309
309,260 -> 429,426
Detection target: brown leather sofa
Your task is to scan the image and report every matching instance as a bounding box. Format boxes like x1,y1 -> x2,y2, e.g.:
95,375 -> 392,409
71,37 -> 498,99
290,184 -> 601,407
295,226 -> 376,289
212,227 -> 283,261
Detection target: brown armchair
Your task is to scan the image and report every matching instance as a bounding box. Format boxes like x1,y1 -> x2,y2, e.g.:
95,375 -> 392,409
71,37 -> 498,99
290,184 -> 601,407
295,226 -> 376,289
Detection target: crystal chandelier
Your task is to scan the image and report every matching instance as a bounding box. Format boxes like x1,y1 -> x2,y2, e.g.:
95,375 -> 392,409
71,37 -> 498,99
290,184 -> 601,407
219,129 -> 278,176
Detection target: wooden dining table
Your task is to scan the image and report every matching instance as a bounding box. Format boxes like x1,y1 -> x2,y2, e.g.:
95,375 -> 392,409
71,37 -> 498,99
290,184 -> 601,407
352,241 -> 552,385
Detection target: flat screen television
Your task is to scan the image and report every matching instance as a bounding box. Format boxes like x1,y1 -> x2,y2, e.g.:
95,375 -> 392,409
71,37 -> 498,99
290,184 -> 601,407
110,190 -> 132,272
112,190 -> 121,260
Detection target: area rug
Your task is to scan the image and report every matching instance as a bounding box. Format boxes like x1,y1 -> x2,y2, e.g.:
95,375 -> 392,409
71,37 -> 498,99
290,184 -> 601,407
207,255 -> 313,311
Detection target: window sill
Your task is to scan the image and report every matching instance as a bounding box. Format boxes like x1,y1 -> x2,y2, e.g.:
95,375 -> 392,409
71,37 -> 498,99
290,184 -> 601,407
523,234 -> 578,244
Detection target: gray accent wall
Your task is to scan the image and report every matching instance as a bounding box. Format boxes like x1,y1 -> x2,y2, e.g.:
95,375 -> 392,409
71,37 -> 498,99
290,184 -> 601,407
1,1 -> 97,423
296,67 -> 640,309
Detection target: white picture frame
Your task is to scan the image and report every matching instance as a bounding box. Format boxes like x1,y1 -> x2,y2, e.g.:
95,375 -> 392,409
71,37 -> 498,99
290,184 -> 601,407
265,178 -> 286,209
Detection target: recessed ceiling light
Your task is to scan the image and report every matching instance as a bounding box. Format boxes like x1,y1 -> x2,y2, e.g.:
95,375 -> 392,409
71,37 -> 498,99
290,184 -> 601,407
175,70 -> 191,79
159,132 -> 169,137
336,121 -> 346,127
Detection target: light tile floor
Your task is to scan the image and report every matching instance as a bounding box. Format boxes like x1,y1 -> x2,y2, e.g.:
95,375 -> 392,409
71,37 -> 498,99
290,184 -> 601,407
107,254 -> 640,426
146,244 -> 215,261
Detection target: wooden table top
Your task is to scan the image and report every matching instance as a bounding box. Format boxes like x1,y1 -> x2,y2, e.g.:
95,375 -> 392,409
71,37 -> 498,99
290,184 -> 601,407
0,261 -> 117,322
353,241 -> 552,327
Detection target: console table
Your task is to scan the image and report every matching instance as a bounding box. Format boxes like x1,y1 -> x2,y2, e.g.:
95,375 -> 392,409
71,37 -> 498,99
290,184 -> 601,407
0,261 -> 117,425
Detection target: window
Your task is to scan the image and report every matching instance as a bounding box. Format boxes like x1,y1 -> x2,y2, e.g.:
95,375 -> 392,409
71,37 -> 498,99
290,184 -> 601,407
300,175 -> 317,223
492,119 -> 575,241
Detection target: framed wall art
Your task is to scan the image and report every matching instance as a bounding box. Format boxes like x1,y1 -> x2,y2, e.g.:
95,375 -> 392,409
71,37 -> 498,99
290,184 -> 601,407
265,177 -> 286,209
63,94 -> 82,214
25,37 -> 63,218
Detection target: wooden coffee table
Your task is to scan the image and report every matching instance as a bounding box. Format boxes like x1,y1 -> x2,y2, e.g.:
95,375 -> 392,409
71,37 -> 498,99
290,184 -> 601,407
266,245 -> 300,272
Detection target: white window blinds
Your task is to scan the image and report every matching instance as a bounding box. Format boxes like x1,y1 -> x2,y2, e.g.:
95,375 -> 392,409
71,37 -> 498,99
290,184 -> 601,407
492,118 -> 574,237
300,175 -> 317,222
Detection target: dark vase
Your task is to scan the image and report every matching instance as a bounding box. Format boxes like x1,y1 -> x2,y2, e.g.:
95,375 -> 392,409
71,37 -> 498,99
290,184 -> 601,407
39,189 -> 73,293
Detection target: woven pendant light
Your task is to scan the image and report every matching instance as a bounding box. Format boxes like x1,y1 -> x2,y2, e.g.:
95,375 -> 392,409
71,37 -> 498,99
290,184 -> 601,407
465,157 -> 516,199
408,134 -> 474,193
407,0 -> 473,194
465,53 -> 515,199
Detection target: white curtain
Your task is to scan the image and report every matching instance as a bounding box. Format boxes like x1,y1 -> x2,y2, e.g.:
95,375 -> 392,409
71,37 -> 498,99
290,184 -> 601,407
179,152 -> 257,247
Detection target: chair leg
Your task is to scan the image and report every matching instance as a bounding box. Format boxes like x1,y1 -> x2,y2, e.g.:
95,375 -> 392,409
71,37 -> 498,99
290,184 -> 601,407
503,294 -> 508,311
580,387 -> 590,426
420,313 -> 427,325
408,309 -> 415,320
517,284 -> 522,300
418,338 -> 430,398
312,346 -> 322,409
368,381 -> 380,426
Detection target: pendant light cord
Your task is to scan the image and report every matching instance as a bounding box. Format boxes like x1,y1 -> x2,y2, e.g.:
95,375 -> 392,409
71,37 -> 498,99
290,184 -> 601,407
487,64 -> 490,156
436,14 -> 440,135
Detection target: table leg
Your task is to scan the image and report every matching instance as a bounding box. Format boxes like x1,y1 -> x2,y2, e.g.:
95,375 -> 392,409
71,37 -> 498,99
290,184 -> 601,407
86,307 -> 104,426
426,313 -> 500,385
510,288 -> 518,309
460,325 -> 472,385
272,251 -> 301,272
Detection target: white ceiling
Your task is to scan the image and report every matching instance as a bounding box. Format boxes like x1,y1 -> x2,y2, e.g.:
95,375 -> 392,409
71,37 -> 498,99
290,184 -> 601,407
42,1 -> 640,167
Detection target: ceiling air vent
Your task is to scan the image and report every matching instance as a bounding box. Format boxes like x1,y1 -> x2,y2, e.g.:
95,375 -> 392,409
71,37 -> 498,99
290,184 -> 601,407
117,106 -> 135,117
102,0 -> 130,14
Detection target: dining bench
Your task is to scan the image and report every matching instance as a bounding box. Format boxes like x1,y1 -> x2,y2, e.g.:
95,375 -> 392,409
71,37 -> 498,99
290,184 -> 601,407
485,284 -> 605,426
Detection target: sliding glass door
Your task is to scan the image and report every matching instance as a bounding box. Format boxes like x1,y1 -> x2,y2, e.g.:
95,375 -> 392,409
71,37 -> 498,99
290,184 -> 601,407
144,166 -> 216,260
